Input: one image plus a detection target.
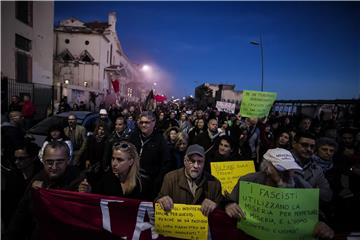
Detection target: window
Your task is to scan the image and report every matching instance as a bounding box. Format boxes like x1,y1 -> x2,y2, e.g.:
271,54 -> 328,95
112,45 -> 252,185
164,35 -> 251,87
85,40 -> 89,45
59,49 -> 75,62
110,44 -> 113,65
16,1 -> 33,26
15,34 -> 31,52
79,50 -> 94,63
16,51 -> 32,83
65,39 -> 70,44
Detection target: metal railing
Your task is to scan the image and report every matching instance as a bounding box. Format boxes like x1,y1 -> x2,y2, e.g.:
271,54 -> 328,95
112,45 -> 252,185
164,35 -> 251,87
1,77 -> 54,121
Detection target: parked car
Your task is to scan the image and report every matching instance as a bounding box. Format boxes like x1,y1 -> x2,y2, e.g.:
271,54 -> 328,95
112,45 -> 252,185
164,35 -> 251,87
28,111 -> 99,147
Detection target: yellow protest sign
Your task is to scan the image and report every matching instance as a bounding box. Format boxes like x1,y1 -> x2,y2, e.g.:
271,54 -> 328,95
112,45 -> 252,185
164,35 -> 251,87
155,203 -> 208,240
210,161 -> 255,194
240,90 -> 277,118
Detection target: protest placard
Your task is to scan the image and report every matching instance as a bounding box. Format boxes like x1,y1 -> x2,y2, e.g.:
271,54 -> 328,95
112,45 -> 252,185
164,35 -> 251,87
216,101 -> 236,113
210,161 -> 255,194
155,203 -> 208,240
238,181 -> 319,240
240,90 -> 277,118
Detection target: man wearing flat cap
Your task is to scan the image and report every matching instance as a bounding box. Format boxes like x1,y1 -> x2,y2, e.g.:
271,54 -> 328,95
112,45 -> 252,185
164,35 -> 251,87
156,144 -> 223,216
224,148 -> 334,239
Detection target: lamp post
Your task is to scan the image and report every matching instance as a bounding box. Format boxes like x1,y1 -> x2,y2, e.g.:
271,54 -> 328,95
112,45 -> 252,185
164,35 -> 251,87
250,35 -> 264,91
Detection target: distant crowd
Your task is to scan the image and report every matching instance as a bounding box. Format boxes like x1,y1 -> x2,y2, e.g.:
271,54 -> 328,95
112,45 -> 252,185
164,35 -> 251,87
1,96 -> 359,239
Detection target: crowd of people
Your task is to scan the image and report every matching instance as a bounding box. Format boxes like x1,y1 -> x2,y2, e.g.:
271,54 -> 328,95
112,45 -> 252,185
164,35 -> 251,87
1,98 -> 359,239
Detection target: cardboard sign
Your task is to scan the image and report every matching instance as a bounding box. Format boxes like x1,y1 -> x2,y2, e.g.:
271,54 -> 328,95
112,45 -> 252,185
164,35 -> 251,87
238,182 -> 319,240
216,101 -> 236,113
155,203 -> 208,240
240,90 -> 277,118
210,161 -> 255,194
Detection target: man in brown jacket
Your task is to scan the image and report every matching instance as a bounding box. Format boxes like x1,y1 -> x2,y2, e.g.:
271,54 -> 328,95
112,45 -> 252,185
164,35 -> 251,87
156,144 -> 223,216
64,114 -> 86,165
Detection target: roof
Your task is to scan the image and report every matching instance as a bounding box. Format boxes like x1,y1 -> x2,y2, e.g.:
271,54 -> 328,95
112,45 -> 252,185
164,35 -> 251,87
55,19 -> 111,34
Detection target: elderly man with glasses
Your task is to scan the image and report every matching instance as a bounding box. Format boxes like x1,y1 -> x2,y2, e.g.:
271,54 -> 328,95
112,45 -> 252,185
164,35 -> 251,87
156,144 -> 223,217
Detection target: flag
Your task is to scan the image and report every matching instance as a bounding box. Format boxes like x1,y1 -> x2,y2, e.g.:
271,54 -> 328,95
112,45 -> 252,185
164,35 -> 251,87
144,90 -> 155,111
111,79 -> 120,93
32,188 -> 255,240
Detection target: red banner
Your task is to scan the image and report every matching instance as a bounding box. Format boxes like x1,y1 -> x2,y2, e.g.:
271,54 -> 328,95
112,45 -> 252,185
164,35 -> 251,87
111,79 -> 120,93
32,189 -> 255,240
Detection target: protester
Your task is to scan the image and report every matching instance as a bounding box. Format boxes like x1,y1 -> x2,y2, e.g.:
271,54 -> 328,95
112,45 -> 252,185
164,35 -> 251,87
205,135 -> 240,172
64,114 -> 87,165
83,123 -> 108,170
194,118 -> 220,152
79,101 -> 87,111
168,111 -> 179,128
218,119 -> 231,137
79,141 -> 144,199
188,118 -> 206,145
163,126 -> 180,148
129,111 -> 172,200
103,116 -> 131,170
292,131 -> 333,203
156,111 -> 170,133
1,142 -> 42,230
244,117 -> 261,165
8,95 -> 22,112
1,111 -> 26,169
21,94 -> 36,130
275,129 -> 292,150
170,132 -> 189,170
4,141 -> 83,240
38,125 -> 73,164
96,108 -> 113,132
297,116 -> 312,133
224,148 -> 334,239
156,144 -> 223,217
178,112 -> 192,133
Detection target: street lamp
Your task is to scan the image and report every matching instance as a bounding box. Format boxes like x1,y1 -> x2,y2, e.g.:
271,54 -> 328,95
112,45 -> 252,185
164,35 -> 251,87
250,35 -> 264,91
142,65 -> 150,72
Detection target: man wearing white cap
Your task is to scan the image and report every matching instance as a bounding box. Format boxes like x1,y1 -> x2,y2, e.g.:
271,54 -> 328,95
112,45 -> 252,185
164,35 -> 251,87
224,148 -> 334,239
95,108 -> 112,132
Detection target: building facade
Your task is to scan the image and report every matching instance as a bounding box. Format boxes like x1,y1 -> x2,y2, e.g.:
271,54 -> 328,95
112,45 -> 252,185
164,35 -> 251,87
195,83 -> 243,107
54,12 -> 144,109
1,1 -> 54,118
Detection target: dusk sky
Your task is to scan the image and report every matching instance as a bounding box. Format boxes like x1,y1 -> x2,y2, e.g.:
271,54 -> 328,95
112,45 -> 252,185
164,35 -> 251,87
55,1 -> 359,100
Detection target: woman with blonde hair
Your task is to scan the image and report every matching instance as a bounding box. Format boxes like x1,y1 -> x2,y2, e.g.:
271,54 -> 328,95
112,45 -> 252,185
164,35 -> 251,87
79,141 -> 143,198
171,132 -> 189,169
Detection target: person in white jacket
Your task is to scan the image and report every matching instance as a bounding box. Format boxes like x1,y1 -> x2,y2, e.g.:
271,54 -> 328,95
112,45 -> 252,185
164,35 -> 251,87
38,124 -> 73,165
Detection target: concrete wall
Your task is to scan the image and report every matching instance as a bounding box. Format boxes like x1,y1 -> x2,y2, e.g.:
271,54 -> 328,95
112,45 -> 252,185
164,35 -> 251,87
1,1 -> 54,85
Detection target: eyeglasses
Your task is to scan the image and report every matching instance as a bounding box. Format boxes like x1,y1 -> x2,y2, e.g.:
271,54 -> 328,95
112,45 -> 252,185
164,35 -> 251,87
44,159 -> 66,167
299,142 -> 315,150
186,157 -> 204,166
139,120 -> 154,125
113,142 -> 130,150
15,156 -> 30,161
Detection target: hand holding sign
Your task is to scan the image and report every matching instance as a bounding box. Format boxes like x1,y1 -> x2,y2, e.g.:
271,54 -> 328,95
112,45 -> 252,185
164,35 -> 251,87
157,195 -> 174,211
200,198 -> 217,216
225,202 -> 246,219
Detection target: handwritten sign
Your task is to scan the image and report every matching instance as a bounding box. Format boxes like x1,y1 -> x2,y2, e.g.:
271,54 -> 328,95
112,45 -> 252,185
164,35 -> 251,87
216,101 -> 236,113
238,182 -> 319,240
210,161 -> 255,194
155,203 -> 208,240
240,90 -> 277,118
